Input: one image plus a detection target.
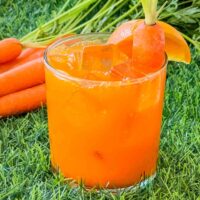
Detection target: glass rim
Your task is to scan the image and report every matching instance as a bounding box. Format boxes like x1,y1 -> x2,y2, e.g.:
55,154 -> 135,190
44,33 -> 168,86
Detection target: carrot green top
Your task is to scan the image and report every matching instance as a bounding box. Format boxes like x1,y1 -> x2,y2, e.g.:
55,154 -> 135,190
141,0 -> 158,25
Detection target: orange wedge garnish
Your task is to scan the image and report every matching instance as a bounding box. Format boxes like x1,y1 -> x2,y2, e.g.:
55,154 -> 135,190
157,21 -> 191,63
108,20 -> 191,64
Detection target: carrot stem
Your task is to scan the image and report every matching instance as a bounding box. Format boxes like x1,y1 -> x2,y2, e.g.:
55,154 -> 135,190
67,0 -> 123,34
141,0 -> 158,25
61,0 -> 101,33
181,32 -> 200,51
100,1 -> 141,32
57,0 -> 72,15
81,0 -> 114,33
20,0 -> 96,42
94,0 -> 128,31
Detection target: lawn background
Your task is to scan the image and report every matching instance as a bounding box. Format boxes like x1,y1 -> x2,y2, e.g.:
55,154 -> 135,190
0,1 -> 200,199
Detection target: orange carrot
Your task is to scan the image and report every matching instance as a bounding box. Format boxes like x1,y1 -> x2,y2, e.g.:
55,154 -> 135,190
0,57 -> 45,97
0,48 -> 44,74
132,0 -> 165,73
0,38 -> 22,64
0,84 -> 46,117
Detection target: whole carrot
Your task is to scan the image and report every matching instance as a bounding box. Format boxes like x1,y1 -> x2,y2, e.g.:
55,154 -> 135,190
0,48 -> 44,74
0,57 -> 45,97
0,38 -> 22,64
132,0 -> 165,73
0,34 -> 72,73
0,84 -> 46,117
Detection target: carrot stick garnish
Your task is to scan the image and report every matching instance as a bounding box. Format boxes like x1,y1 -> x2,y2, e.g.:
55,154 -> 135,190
132,0 -> 165,73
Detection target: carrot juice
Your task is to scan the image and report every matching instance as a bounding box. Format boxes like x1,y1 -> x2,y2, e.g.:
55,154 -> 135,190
44,34 -> 167,189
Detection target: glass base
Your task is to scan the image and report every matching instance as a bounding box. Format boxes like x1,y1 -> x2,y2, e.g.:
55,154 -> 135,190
51,164 -> 156,192
105,173 -> 156,193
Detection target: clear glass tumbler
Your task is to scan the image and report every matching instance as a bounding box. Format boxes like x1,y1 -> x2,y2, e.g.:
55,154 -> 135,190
44,34 -> 167,189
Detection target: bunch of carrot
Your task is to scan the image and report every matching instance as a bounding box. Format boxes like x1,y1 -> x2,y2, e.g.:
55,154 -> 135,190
0,0 -> 108,118
0,38 -> 46,117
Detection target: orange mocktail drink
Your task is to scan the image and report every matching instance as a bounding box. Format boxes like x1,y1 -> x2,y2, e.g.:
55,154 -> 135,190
44,34 -> 167,189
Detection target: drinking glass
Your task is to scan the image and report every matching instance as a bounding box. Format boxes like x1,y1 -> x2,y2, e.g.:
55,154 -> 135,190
44,34 -> 167,189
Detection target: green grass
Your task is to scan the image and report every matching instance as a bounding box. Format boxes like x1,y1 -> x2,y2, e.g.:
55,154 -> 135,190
0,1 -> 200,200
